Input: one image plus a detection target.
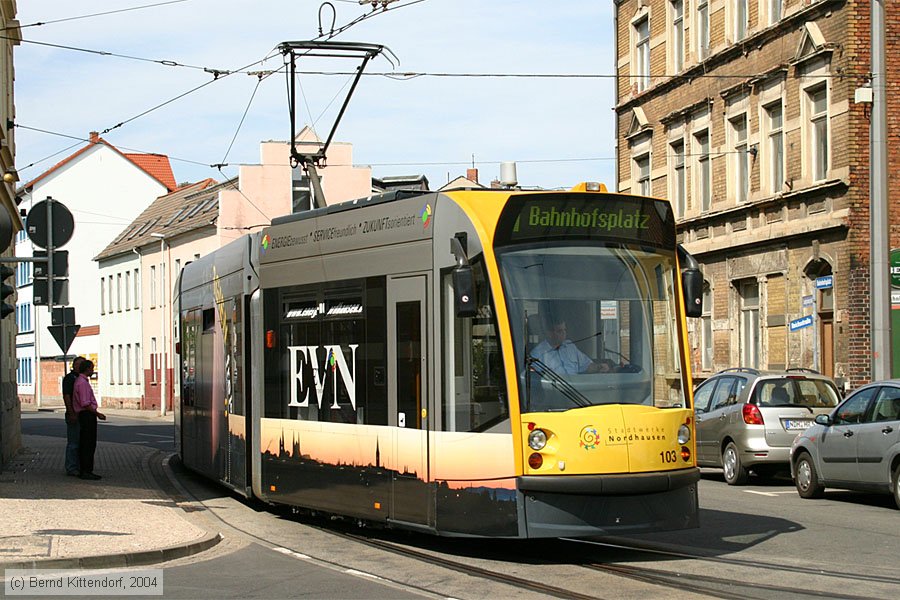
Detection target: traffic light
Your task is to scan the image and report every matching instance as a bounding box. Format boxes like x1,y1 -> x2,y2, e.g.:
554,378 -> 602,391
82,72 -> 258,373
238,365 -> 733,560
1,264 -> 14,319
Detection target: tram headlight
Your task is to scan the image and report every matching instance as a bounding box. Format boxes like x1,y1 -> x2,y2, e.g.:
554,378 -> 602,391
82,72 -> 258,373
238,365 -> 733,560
528,429 -> 548,451
677,424 -> 691,445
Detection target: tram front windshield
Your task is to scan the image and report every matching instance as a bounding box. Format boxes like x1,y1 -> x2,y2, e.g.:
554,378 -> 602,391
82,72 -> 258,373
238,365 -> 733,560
497,243 -> 687,412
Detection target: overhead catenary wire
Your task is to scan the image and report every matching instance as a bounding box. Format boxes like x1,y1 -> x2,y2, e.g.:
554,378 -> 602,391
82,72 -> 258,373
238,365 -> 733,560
13,0 -> 423,177
5,0 -> 190,31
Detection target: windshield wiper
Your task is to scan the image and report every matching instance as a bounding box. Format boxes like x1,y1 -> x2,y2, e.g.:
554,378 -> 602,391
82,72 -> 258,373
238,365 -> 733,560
525,356 -> 591,409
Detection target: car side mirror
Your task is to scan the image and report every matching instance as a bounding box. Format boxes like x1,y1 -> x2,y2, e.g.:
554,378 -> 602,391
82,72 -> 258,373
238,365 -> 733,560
815,414 -> 832,426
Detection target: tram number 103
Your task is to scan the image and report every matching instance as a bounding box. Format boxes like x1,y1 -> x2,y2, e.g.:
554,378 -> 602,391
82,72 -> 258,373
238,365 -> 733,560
660,450 -> 679,464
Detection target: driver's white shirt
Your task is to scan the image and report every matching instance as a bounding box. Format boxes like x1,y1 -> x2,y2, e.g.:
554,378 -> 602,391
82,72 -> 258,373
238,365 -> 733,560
530,340 -> 593,375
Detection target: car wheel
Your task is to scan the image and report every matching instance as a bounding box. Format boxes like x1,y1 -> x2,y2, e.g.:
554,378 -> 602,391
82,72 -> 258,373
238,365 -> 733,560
893,464 -> 900,510
722,442 -> 748,486
794,452 -> 825,499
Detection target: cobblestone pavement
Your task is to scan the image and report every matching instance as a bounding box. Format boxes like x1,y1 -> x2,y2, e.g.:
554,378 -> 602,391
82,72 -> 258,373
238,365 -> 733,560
0,428 -> 220,570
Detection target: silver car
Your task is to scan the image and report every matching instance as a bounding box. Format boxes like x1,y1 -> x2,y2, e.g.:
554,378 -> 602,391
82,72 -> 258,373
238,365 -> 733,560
693,368 -> 841,485
791,380 -> 900,509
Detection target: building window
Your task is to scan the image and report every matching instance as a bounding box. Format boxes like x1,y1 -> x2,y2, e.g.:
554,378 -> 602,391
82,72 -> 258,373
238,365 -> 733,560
765,102 -> 784,194
734,0 -> 748,42
16,262 -> 31,287
808,84 -> 829,181
118,345 -> 124,385
671,0 -> 684,73
702,282 -> 713,370
108,277 -> 114,313
695,130 -> 711,212
697,0 -> 710,58
17,357 -> 33,385
739,280 -> 760,369
116,273 -> 122,312
151,337 -> 157,383
136,343 -> 142,382
100,276 -> 105,315
16,303 -> 31,332
730,114 -> 749,202
125,271 -> 131,310
109,346 -> 116,384
134,269 -> 140,309
671,140 -> 686,218
768,0 -> 783,26
160,263 -> 166,307
150,266 -> 157,308
126,344 -> 132,384
634,16 -> 651,92
635,154 -> 651,196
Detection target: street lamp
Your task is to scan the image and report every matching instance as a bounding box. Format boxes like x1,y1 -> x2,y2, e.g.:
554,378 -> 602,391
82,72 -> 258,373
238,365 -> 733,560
150,232 -> 168,416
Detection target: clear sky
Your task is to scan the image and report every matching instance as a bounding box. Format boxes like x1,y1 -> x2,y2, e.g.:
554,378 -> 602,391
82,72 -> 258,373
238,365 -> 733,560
14,0 -> 617,197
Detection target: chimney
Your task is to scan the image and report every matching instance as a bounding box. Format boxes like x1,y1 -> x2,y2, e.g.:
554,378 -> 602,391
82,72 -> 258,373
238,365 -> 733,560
466,168 -> 479,184
89,131 -> 99,143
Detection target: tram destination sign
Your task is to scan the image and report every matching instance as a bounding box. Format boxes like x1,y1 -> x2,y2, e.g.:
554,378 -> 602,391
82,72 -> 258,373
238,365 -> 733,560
495,193 -> 675,248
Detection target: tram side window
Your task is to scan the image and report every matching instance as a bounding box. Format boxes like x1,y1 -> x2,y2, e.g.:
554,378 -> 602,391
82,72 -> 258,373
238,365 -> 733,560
265,278 -> 388,426
442,260 -> 508,432
181,308 -> 200,407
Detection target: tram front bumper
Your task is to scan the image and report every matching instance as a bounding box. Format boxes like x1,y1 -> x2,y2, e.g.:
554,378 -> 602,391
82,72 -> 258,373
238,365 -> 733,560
518,467 -> 700,538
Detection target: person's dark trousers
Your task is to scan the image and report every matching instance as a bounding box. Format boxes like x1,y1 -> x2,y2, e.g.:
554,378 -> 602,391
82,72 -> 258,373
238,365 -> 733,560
65,415 -> 80,475
77,411 -> 98,476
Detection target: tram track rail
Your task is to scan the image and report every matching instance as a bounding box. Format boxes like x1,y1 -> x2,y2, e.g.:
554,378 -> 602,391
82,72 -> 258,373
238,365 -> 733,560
567,538 -> 900,590
162,459 -> 898,599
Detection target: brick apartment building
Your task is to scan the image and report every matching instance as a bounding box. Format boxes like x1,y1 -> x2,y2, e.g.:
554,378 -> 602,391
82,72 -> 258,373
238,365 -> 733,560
614,0 -> 899,389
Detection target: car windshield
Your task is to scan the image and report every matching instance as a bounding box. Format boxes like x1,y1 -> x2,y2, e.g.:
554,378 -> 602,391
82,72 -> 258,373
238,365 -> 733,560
755,378 -> 840,408
497,242 -> 688,412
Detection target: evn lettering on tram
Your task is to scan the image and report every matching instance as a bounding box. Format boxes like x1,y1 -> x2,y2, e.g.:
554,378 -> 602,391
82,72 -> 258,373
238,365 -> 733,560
287,344 -> 359,409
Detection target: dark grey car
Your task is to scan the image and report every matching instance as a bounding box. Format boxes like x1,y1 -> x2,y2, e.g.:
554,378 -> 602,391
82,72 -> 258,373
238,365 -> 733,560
693,368 -> 841,485
791,380 -> 900,509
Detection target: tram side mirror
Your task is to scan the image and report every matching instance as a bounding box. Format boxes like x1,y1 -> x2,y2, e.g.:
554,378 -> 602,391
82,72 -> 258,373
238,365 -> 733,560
682,268 -> 703,318
677,244 -> 703,318
450,233 -> 478,318
453,265 -> 478,318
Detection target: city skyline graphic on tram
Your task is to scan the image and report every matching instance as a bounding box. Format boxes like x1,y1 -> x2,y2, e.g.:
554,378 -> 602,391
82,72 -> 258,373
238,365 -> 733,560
259,420 -> 519,536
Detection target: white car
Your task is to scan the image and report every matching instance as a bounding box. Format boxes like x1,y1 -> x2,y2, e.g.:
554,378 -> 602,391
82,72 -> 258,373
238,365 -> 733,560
790,380 -> 900,509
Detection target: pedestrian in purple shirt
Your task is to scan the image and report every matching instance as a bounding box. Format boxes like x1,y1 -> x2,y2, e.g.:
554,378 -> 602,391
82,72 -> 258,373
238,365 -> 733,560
72,360 -> 106,480
61,356 -> 84,476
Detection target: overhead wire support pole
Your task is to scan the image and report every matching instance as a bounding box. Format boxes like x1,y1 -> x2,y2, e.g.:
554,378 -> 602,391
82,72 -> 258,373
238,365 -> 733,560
871,0 -> 891,381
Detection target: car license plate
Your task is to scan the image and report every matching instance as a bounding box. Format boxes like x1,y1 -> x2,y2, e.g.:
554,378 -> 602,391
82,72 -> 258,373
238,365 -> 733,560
783,419 -> 813,431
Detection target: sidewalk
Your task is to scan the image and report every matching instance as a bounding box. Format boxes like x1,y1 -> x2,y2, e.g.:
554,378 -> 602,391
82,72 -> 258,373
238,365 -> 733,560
0,414 -> 220,571
22,400 -> 176,422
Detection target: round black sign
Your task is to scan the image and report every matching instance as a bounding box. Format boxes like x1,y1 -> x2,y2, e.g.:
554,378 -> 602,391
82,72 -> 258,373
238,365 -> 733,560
26,199 -> 74,249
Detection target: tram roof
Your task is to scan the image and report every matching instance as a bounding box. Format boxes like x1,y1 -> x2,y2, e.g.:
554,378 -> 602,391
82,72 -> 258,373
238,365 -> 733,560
270,189 -> 432,227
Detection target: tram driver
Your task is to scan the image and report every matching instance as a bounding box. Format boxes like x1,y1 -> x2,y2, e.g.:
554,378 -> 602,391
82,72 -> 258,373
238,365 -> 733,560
530,317 -> 603,375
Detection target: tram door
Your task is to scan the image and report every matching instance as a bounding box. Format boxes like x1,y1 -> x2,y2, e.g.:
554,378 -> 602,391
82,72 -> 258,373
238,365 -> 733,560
387,275 -> 431,526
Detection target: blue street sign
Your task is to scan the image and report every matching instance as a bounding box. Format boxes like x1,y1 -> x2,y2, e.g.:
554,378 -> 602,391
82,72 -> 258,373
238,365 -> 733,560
789,315 -> 814,332
815,275 -> 833,290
